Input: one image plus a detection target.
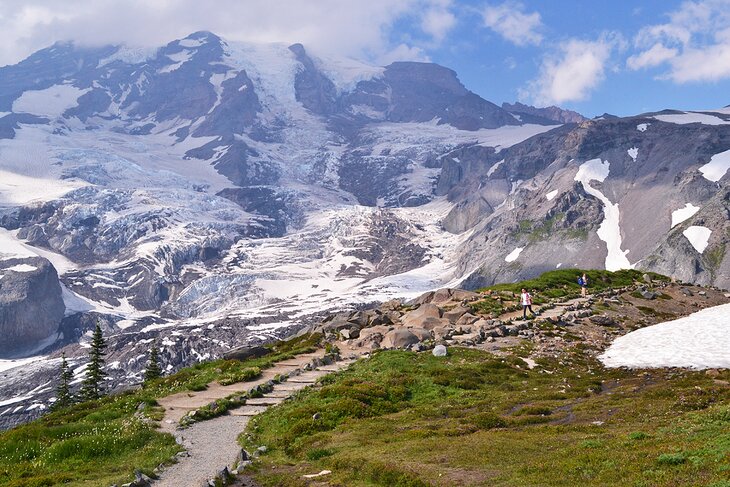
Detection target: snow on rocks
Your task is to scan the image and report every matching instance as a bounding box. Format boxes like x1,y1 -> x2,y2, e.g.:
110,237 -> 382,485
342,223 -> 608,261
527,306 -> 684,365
12,84 -> 89,118
699,148 -> 730,182
653,112 -> 730,126
671,203 -> 700,228
683,226 -> 712,253
505,247 -> 524,263
600,303 -> 730,369
627,147 -> 638,161
574,158 -> 633,271
546,190 -> 558,201
636,123 -> 649,132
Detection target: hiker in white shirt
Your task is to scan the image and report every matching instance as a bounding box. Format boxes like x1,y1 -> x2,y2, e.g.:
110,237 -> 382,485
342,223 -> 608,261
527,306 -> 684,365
520,288 -> 534,319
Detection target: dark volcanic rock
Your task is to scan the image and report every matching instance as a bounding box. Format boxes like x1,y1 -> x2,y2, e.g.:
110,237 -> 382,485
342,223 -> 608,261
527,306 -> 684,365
0,257 -> 64,357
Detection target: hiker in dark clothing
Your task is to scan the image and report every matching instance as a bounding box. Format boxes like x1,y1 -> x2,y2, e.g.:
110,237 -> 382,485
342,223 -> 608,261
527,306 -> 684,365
520,288 -> 534,319
578,273 -> 589,297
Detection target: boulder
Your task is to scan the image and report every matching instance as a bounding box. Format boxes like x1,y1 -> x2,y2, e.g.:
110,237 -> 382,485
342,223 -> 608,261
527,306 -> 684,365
381,329 -> 420,349
432,326 -> 453,340
408,327 -> 432,342
640,290 -> 656,300
589,315 -> 618,327
455,313 -> 479,328
432,344 -> 448,357
402,303 -> 441,327
0,257 -> 65,357
443,306 -> 470,323
431,288 -> 453,304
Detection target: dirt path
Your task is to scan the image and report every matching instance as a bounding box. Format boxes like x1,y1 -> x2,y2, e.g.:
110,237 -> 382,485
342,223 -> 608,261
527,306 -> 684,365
500,296 -> 588,323
154,352 -> 356,486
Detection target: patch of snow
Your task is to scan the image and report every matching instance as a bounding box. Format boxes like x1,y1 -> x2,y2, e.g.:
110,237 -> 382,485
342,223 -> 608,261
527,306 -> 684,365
600,303 -> 730,369
476,124 -> 559,151
505,247 -> 524,263
671,203 -> 700,228
636,123 -> 649,132
556,263 -> 563,268
311,54 -> 385,94
510,180 -> 523,194
12,84 -> 89,118
683,225 -> 711,253
5,263 -> 37,272
486,159 -> 504,178
0,169 -> 87,206
159,50 -> 193,74
653,112 -> 730,125
98,46 -> 158,67
546,190 -> 558,201
627,147 -> 638,161
178,38 -> 203,48
0,355 -> 46,373
574,158 -> 633,271
699,148 -> 730,182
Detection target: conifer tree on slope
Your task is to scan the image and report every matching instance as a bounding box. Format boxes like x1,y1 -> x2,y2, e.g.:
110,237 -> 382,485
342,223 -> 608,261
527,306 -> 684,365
51,352 -> 74,411
80,322 -> 107,400
143,343 -> 162,384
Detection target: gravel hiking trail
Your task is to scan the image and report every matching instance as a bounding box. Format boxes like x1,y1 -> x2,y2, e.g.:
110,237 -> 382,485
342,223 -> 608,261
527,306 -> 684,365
154,351 -> 355,486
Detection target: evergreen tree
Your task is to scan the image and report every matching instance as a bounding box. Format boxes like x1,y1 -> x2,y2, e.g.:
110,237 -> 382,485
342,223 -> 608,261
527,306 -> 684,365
51,353 -> 74,411
80,322 -> 107,400
143,343 -> 162,384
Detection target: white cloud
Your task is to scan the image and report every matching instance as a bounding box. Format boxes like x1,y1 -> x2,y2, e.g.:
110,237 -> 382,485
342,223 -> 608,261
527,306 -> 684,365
0,0 -> 455,67
421,0 -> 457,42
522,35 -> 619,106
481,1 -> 543,47
630,0 -> 730,82
627,43 -> 679,70
378,43 -> 431,65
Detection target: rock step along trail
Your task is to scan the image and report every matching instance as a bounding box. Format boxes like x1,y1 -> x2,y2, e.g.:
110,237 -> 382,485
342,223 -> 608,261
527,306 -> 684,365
153,351 -> 357,487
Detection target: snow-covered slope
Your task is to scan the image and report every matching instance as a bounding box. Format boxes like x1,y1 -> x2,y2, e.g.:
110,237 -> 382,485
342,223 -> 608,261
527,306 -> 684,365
600,303 -> 730,369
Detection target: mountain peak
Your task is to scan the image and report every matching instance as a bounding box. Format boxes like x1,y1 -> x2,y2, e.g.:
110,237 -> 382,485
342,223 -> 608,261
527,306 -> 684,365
502,101 -> 587,124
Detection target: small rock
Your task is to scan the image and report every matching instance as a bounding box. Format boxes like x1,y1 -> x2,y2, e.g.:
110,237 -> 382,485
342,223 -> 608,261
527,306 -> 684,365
432,344 -> 448,357
680,287 -> 693,297
705,369 -> 720,378
639,290 -> 656,300
642,273 -> 652,284
303,470 -> 332,479
256,445 -> 268,455
313,413 -> 321,420
698,290 -> 707,296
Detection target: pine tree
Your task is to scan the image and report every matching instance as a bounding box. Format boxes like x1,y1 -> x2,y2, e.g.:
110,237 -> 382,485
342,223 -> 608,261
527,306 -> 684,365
51,353 -> 74,411
143,343 -> 162,384
80,322 -> 107,400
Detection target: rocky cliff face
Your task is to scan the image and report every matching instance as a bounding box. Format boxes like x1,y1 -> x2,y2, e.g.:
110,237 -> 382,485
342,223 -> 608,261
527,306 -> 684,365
0,257 -> 65,357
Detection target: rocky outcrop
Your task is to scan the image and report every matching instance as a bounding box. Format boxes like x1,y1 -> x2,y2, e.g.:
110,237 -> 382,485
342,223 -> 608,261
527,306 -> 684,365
0,257 -> 64,357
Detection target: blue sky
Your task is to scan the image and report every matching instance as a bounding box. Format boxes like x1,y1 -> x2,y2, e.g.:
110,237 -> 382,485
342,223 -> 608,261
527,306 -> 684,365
0,0 -> 729,117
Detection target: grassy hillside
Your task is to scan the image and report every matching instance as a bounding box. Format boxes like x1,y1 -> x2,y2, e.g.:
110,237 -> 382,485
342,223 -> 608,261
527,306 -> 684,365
0,334 -> 321,486
242,347 -> 730,486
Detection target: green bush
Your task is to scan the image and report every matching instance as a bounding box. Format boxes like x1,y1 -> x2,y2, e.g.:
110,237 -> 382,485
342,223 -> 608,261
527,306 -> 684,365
657,453 -> 687,465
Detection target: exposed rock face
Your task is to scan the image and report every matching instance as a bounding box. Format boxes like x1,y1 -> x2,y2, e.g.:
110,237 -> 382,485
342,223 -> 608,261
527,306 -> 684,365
0,257 -> 64,357
502,101 -> 587,124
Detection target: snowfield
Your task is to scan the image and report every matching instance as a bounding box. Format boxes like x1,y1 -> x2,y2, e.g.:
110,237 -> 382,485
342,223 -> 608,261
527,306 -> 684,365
683,226 -> 712,253
600,303 -> 730,369
574,159 -> 633,271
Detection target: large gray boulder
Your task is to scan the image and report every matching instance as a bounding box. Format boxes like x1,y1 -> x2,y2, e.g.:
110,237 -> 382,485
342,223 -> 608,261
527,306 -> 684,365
0,257 -> 65,357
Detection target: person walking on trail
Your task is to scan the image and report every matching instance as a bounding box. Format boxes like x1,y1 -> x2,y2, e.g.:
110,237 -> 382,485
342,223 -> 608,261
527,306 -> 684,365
578,273 -> 589,297
521,288 -> 534,319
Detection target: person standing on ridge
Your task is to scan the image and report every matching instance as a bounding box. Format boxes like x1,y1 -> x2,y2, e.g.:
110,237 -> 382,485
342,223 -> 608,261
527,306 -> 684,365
578,273 -> 589,297
521,288 -> 534,319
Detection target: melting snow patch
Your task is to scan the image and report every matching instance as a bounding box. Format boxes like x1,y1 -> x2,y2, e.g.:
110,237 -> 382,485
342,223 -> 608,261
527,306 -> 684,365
12,84 -> 88,118
654,112 -> 730,126
546,190 -> 558,201
574,159 -> 632,271
486,159 -> 504,177
699,148 -> 730,182
627,147 -> 638,161
671,203 -> 700,228
600,303 -> 730,369
5,263 -> 37,272
636,123 -> 649,132
683,226 -> 711,253
505,247 -> 524,263
556,263 -> 563,268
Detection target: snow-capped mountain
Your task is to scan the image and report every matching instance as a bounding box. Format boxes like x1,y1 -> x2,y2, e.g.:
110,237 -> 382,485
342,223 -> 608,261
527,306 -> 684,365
1,31 -> 729,427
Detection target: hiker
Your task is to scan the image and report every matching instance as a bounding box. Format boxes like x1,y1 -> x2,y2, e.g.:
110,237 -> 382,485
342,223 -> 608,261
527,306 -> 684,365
520,288 -> 534,319
578,273 -> 588,297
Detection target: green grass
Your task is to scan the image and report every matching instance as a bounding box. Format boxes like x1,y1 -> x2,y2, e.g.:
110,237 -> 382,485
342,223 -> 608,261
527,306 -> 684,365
0,333 -> 323,486
479,269 -> 667,300
242,347 -> 730,486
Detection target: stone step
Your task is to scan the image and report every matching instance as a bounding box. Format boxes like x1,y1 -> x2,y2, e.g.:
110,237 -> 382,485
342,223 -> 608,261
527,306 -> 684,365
286,377 -> 318,384
228,406 -> 269,417
245,397 -> 285,406
265,390 -> 294,398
